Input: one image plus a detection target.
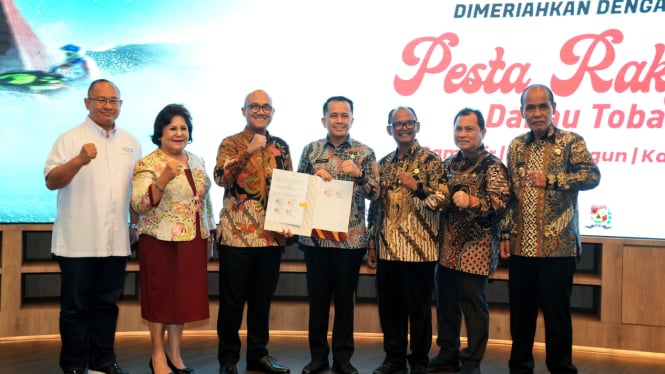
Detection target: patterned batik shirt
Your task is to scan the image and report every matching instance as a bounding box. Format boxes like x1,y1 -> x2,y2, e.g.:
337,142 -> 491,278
500,125 -> 601,257
367,141 -> 449,262
214,127 -> 293,247
297,136 -> 380,249
440,146 -> 511,275
132,149 -> 216,242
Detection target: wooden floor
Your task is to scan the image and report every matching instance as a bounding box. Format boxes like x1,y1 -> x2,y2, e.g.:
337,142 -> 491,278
1,332 -> 664,374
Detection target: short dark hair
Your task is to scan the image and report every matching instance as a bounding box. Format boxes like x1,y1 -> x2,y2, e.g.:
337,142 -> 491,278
387,106 -> 418,124
323,96 -> 353,116
151,104 -> 193,146
87,79 -> 120,97
520,84 -> 555,107
453,108 -> 485,130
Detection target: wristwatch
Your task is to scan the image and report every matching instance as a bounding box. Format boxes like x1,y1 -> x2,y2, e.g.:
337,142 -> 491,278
129,223 -> 139,230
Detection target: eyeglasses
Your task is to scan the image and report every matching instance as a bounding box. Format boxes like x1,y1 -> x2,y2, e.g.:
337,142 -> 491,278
88,97 -> 123,106
391,120 -> 417,130
248,103 -> 273,113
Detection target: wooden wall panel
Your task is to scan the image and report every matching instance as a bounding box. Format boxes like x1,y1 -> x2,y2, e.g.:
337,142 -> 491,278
2,225 -> 665,355
621,245 -> 665,327
597,238 -> 623,324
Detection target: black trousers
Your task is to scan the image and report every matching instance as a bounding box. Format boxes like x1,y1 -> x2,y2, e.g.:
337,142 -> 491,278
57,256 -> 127,371
434,265 -> 489,367
217,245 -> 283,365
376,260 -> 435,368
302,245 -> 365,363
508,256 -> 578,374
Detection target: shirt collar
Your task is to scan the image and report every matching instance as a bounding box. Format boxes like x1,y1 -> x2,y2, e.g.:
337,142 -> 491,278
242,126 -> 271,142
85,116 -> 116,136
527,124 -> 557,144
325,134 -> 352,148
455,144 -> 486,163
393,140 -> 421,162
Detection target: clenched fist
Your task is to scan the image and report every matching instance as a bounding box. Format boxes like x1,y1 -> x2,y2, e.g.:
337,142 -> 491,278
78,143 -> 97,165
341,160 -> 361,178
397,172 -> 417,191
452,190 -> 471,209
247,134 -> 267,155
162,159 -> 182,182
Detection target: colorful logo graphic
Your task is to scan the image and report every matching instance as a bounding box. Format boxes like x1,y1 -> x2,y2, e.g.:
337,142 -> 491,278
587,204 -> 612,229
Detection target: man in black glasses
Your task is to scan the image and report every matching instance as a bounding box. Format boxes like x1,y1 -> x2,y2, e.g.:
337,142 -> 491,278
44,79 -> 140,374
366,106 -> 450,374
214,89 -> 293,374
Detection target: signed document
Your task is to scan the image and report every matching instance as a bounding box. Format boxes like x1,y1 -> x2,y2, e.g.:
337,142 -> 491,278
265,169 -> 353,236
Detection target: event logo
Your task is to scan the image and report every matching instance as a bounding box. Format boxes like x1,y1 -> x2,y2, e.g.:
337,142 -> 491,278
587,204 -> 612,229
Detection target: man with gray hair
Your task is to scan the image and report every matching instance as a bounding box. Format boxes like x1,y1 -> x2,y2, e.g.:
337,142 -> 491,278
500,84 -> 600,374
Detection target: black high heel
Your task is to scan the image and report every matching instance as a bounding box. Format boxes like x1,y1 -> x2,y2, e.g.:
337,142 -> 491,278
150,357 -> 174,374
165,353 -> 195,373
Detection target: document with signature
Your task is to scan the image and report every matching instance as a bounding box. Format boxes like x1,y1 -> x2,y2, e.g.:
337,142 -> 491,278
265,169 -> 353,236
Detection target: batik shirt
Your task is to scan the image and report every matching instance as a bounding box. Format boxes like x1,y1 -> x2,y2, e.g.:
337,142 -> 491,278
298,136 -> 380,249
368,140 -> 449,262
214,127 -> 293,247
500,125 -> 601,257
440,146 -> 510,275
132,149 -> 216,242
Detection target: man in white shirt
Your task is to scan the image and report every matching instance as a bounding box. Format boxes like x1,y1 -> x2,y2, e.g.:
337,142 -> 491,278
44,79 -> 141,374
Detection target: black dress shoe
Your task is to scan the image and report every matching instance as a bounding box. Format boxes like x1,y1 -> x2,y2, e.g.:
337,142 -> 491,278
426,354 -> 461,373
410,365 -> 428,374
247,355 -> 290,373
460,363 -> 480,374
220,363 -> 239,374
372,362 -> 407,374
332,361 -> 358,374
165,353 -> 195,373
302,360 -> 329,374
90,362 -> 129,374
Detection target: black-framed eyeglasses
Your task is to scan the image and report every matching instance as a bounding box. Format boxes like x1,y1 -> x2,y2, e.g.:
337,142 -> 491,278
391,120 -> 417,130
248,103 -> 273,113
88,97 -> 123,106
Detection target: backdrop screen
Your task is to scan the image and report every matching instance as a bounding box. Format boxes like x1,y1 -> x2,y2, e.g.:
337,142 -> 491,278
1,0 -> 663,240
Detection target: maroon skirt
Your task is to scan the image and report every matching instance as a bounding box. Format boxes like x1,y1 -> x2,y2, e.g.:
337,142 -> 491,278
138,234 -> 209,323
